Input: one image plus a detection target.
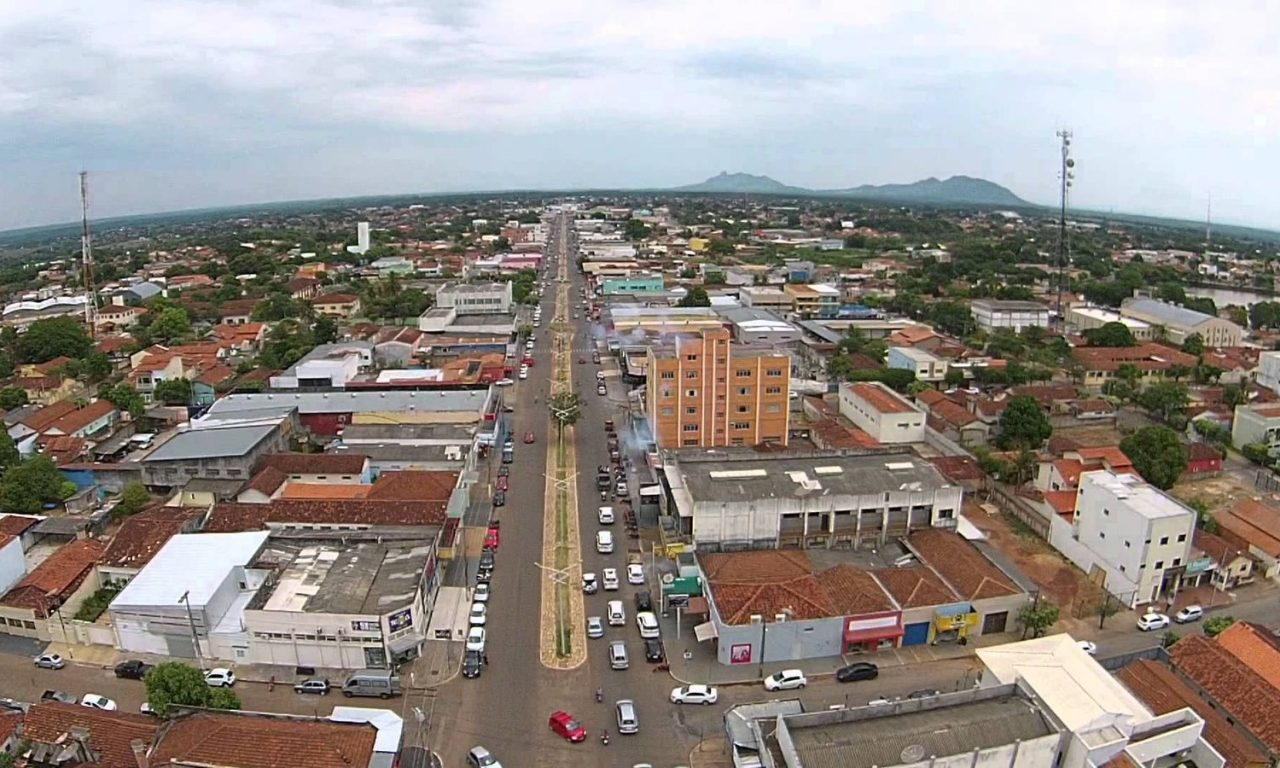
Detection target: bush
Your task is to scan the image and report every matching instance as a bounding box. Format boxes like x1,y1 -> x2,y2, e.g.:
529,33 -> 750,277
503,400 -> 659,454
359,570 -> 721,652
74,581 -> 125,622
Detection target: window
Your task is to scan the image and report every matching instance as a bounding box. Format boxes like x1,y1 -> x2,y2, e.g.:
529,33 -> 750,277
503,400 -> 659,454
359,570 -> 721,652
660,371 -> 674,380
737,387 -> 751,396
686,371 -> 698,379
660,407 -> 674,417
732,421 -> 750,430
1172,558 -> 1181,567
1159,536 -> 1169,545
766,386 -> 781,395
685,407 -> 697,415
660,388 -> 673,399
1154,560 -> 1164,569
1177,533 -> 1186,542
766,368 -> 782,376
682,424 -> 699,432
735,369 -> 752,378
766,404 -> 781,413
686,354 -> 697,361
736,405 -> 749,414
685,389 -> 697,397
682,438 -> 698,446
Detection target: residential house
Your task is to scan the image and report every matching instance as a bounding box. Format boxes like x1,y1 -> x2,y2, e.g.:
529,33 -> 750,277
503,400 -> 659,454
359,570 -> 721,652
837,382 -> 926,444
40,400 -> 118,440
218,298 -> 262,325
1192,529 -> 1254,590
10,375 -> 83,406
286,277 -> 321,300
16,702 -> 159,768
311,292 -> 362,319
887,346 -> 947,383
211,322 -> 267,354
94,304 -> 146,332
193,364 -> 238,406
168,274 -> 214,290
9,399 -> 79,443
1184,442 -> 1224,478
915,389 -> 989,445
373,326 -> 427,367
1214,498 -> 1280,579
0,538 -> 104,639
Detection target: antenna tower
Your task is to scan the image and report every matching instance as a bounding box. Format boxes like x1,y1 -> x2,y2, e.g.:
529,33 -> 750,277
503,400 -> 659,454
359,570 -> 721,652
1055,130 -> 1075,324
79,171 -> 98,338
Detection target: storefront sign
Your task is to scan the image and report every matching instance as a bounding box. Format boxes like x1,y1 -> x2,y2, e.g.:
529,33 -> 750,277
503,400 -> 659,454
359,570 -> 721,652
730,644 -> 752,664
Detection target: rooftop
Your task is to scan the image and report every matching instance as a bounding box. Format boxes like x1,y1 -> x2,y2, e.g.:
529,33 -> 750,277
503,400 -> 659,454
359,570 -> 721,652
20,702 -> 158,768
972,299 -> 1050,312
365,471 -> 458,501
0,538 -> 104,611
846,382 -> 919,415
1123,297 -> 1223,328
907,528 -> 1021,601
152,710 -> 377,768
204,499 -> 448,532
1072,305 -> 1152,330
251,538 -> 434,615
110,531 -> 270,610
673,450 -> 950,503
1170,633 -> 1280,752
700,551 -> 901,624
1081,470 -> 1195,520
99,507 -> 200,571
890,345 -> 941,362
870,565 -> 959,608
144,422 -> 281,463
263,452 -> 369,476
206,389 -> 490,417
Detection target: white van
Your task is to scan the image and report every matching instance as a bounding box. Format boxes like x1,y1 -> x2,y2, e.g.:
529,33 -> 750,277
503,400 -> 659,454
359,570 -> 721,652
596,530 -> 614,554
607,600 -> 625,626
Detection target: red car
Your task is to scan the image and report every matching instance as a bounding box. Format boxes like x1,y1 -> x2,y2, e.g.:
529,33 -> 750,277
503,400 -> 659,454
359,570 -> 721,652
495,476 -> 509,492
548,711 -> 586,742
523,431 -> 536,444
484,524 -> 500,551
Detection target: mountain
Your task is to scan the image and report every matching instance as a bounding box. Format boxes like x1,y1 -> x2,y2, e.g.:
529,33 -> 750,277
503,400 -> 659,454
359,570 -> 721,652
676,172 -> 1030,207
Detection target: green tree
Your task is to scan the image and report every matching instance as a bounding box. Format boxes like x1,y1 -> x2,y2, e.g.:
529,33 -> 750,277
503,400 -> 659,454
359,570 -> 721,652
80,351 -> 113,382
548,390 -> 582,434
1082,321 -> 1136,348
1119,426 -> 1188,490
144,662 -> 241,717
927,301 -> 973,337
944,369 -> 966,388
1018,599 -> 1060,639
1249,301 -> 1280,330
827,354 -> 855,382
112,481 -> 151,519
0,387 -> 28,410
101,384 -> 146,418
149,307 -> 192,344
16,317 -> 92,363
1241,442 -> 1272,466
0,456 -> 71,514
252,292 -> 303,322
312,314 -> 339,345
1203,615 -> 1236,638
678,286 -> 711,307
1181,332 -> 1204,356
153,378 -> 193,406
0,429 -> 19,473
997,395 -> 1053,451
1138,381 -> 1189,424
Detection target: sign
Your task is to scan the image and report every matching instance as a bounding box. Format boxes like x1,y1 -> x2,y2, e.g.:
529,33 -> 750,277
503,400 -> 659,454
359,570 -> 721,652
730,644 -> 752,664
667,594 -> 689,608
351,620 -> 379,633
388,608 -> 413,632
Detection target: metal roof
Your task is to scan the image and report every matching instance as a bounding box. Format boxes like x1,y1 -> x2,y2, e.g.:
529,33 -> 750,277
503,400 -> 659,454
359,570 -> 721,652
142,423 -> 278,463
206,389 -> 490,417
1123,297 -> 1216,329
111,531 -> 270,609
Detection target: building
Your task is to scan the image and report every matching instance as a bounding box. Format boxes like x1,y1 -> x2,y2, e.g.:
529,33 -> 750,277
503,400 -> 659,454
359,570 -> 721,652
109,531 -> 271,660
434,282 -> 513,314
16,702 -> 159,768
1121,297 -> 1242,347
837,382 -> 926,444
38,400 -> 118,440
0,533 -> 24,596
1230,402 -> 1280,456
887,346 -> 947,383
1067,305 -> 1153,340
0,538 -> 104,639
662,450 -> 962,549
782,283 -> 840,319
737,286 -> 792,312
141,418 -> 291,487
347,221 -> 371,255
970,299 -> 1051,332
1072,343 -> 1198,390
202,389 -> 496,439
311,293 -> 362,319
601,274 -> 664,295
1257,351 -> 1280,395
1049,470 -> 1196,607
97,507 -> 203,586
645,328 -> 791,448
268,342 -> 373,390
1214,498 -> 1280,579
717,307 -> 802,345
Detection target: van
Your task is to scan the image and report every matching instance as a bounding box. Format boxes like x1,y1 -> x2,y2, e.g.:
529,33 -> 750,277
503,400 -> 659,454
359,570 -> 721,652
341,670 -> 401,699
596,530 -> 614,554
609,640 -> 629,670
615,699 -> 639,734
607,600 -> 625,626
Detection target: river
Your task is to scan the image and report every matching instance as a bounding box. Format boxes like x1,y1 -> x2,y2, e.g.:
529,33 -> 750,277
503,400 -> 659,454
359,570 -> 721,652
1185,285 -> 1276,307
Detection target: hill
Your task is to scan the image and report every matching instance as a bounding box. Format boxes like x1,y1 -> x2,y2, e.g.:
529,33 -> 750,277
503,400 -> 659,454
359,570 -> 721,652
675,171 -> 806,195
676,171 -> 1030,207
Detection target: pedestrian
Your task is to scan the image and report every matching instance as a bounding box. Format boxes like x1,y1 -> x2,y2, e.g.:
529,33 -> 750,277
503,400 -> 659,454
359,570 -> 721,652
483,653 -> 489,666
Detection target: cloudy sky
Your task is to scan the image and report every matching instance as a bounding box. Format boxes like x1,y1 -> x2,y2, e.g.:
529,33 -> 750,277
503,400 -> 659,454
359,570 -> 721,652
2,0 -> 1278,231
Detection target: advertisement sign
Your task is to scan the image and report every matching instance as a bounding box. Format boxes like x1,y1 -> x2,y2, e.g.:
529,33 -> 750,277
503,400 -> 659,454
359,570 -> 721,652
730,643 -> 753,664
351,620 -> 379,633
388,608 -> 413,632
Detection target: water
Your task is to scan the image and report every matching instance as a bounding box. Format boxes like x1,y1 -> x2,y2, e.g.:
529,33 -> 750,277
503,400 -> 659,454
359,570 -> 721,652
1185,285 -> 1274,307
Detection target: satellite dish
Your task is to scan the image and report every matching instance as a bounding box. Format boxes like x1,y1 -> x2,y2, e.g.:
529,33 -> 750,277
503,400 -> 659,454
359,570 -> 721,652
901,745 -> 927,763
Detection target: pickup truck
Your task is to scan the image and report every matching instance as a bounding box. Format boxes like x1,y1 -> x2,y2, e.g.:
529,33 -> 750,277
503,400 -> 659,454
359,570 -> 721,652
41,690 -> 75,703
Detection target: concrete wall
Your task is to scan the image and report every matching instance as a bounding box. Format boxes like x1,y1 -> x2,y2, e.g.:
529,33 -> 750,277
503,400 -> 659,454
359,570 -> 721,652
715,615 -> 844,665
244,608 -> 387,670
1048,514 -> 1142,608
0,536 -> 24,595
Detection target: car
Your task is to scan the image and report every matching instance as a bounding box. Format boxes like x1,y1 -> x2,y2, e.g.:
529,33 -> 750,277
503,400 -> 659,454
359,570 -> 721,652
1175,605 -> 1204,624
80,694 -> 117,711
548,710 -> 586,742
670,684 -> 718,705
597,385 -> 607,396
497,465 -> 510,477
518,369 -> 529,380
205,668 -> 236,687
493,491 -> 506,507
293,678 -> 330,695
523,431 -> 535,444
634,591 -> 653,613
644,638 -> 665,663
474,582 -> 491,603
608,600 -> 626,626
615,698 -> 638,734
466,627 -> 487,652
467,746 -> 502,768
494,476 -> 509,492
598,373 -> 608,383
1077,641 -> 1098,656
582,573 -> 598,594
615,479 -> 629,495
764,669 -> 807,691
478,550 -> 495,573
1137,612 -> 1171,631
598,506 -> 615,524
114,660 -> 152,679
462,650 -> 483,679
469,602 -> 488,626
636,611 -> 660,639
835,662 -> 878,683
627,563 -> 644,585
495,378 -> 513,387
140,702 -> 156,716
40,690 -> 75,703
586,616 -> 605,639
484,526 -> 500,550
603,568 -> 620,591
34,654 -> 65,670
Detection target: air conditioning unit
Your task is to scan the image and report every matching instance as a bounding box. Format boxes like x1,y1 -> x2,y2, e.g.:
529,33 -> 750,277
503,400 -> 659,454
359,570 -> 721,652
775,613 -> 788,623
749,614 -> 763,625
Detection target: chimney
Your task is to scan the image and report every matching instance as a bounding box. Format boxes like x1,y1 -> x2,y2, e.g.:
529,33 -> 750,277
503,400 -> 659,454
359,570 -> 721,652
131,740 -> 150,768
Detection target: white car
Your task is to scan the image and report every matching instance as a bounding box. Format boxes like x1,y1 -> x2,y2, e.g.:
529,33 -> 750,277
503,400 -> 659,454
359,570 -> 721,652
586,616 -> 605,639
764,669 -> 807,691
469,602 -> 488,626
603,568 -> 620,591
670,684 -> 719,705
598,506 -> 615,525
627,563 -> 644,585
636,611 -> 660,639
80,694 -> 117,711
466,626 -> 487,652
467,745 -> 502,768
1175,605 -> 1204,624
473,583 -> 490,603
494,378 -> 513,387
1077,640 -> 1098,656
518,367 -> 529,380
204,668 -> 236,687
1137,613 -> 1171,631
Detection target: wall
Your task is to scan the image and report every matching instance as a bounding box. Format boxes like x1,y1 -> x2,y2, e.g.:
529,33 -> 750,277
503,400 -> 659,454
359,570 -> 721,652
1048,514 -> 1142,608
244,608 -> 387,670
714,615 -> 843,665
0,537 -> 24,595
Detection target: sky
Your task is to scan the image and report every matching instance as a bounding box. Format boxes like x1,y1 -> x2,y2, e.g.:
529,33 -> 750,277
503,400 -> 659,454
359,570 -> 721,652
2,0 -> 1279,232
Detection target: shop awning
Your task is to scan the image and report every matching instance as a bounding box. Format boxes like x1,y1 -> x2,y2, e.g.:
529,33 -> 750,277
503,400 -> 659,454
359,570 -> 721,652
844,625 -> 904,643
388,633 -> 426,655
694,622 -> 719,642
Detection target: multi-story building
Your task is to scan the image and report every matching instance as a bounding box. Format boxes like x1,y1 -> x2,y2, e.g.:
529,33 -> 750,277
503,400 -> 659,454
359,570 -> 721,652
718,307 -> 802,345
887,346 -> 947,383
1049,470 -> 1196,607
310,293 -> 362,318
645,328 -> 790,448
970,299 -> 1051,333
837,382 -> 926,444
434,282 -> 513,315
1257,350 -> 1280,395
1121,297 -> 1242,347
1230,402 -> 1280,456
782,283 -> 840,319
737,286 -> 792,312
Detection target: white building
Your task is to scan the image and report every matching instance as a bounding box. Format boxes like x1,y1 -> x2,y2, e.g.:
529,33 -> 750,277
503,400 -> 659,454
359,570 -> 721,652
1048,470 -> 1195,607
1230,402 -> 1280,456
268,342 -> 373,390
887,346 -> 947,382
1257,351 -> 1280,395
434,282 -> 514,315
1067,305 -> 1153,340
1120,297 -> 1242,347
346,222 -> 371,255
837,382 -> 926,444
970,300 -> 1051,332
109,532 -> 271,662
0,534 -> 23,595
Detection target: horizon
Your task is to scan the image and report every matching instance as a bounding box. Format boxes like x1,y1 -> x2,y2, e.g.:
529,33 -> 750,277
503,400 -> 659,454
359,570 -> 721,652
3,1 -> 1278,231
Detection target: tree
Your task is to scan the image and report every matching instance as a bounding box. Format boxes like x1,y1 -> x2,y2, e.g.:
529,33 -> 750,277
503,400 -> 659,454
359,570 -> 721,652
144,662 -> 241,717
1018,599 -> 1060,639
80,351 -> 113,382
312,314 -> 339,345
548,390 -> 582,434
826,353 -> 856,382
1119,426 -> 1188,490
0,430 -> 18,473
1203,615 -> 1236,638
1250,301 -> 1280,330
1182,332 -> 1204,356
1138,381 -> 1189,424
101,384 -> 146,418
0,387 -> 28,410
678,286 -> 711,308
252,292 -> 304,322
1082,321 -> 1136,348
927,301 -> 973,337
16,317 -> 92,363
0,456 -> 72,514
944,369 -> 966,388
153,378 -> 193,406
997,395 -> 1052,451
1241,442 -> 1272,466
149,307 -> 192,344
112,481 -> 151,519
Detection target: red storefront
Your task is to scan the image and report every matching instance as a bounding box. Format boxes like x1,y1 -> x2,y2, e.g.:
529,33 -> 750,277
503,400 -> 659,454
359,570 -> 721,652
842,610 -> 904,654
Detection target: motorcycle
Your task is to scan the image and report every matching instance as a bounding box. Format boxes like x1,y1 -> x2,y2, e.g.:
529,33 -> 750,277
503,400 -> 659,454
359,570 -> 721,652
595,687 -> 603,703
600,730 -> 610,746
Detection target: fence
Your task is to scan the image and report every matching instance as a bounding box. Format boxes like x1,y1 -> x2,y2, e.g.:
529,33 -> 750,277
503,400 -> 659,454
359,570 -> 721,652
988,484 -> 1052,539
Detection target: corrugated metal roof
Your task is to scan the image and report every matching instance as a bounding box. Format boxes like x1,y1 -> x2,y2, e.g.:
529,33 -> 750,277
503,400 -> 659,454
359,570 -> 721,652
1123,297 -> 1215,328
110,531 -> 269,609
143,423 -> 278,463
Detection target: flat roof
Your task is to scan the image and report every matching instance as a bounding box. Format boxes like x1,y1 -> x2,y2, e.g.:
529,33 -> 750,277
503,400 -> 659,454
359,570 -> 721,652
672,451 -> 949,502
111,532 -> 270,609
143,423 -> 279,463
1082,470 -> 1193,520
1071,306 -> 1152,329
250,539 -> 433,615
847,382 -> 919,415
972,299 -> 1050,312
890,346 -> 941,362
207,390 -> 489,417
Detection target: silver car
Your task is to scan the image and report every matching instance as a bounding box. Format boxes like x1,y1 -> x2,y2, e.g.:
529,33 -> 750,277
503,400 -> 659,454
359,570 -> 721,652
586,616 -> 605,639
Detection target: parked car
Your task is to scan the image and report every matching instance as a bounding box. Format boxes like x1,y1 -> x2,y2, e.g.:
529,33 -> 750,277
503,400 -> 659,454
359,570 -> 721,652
644,638 -> 665,663
466,746 -> 502,768
479,551 -> 495,573
1175,605 -> 1204,623
474,583 -> 491,603
466,627 -> 487,653
493,491 -> 506,507
764,669 -> 807,691
1137,613 -> 1171,631
470,603 -> 488,626
462,650 -> 483,679
836,662 -> 878,683
483,526 -> 500,551
635,611 -> 660,639
670,684 -> 718,705
293,678 -> 330,695
598,506 -> 615,524
634,590 -> 653,613
80,694 -> 117,711
627,563 -> 644,585
586,616 -> 605,639
582,573 -> 598,594
114,660 -> 152,679
523,431 -> 536,444
494,476 -> 509,492
603,568 -> 620,591
204,668 -> 236,687
548,710 -> 586,742
1077,641 -> 1098,656
41,690 -> 75,703
34,654 -> 65,670
497,464 -> 510,477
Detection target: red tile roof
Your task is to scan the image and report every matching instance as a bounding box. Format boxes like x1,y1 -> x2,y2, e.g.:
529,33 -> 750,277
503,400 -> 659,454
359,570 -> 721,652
1072,342 -> 1197,373
1044,490 -> 1078,518
1186,441 -> 1223,462
928,456 -> 986,483
1214,622 -> 1280,691
312,292 -> 359,305
1116,659 -> 1268,768
43,400 -> 116,436
262,453 -> 369,476
365,471 -> 458,501
0,710 -> 21,747
850,382 -> 915,414
1053,459 -> 1086,487
1217,499 -> 1280,558
20,702 -> 158,768
0,538 -> 105,614
700,551 -> 902,623
1010,384 -> 1078,406
870,566 -> 959,608
928,398 -> 978,428
0,514 -> 39,536
32,356 -> 74,375
245,466 -> 288,497
99,507 -> 198,571
204,499 -> 447,532
816,564 -> 896,615
21,399 -> 79,432
907,528 -> 1022,601
1074,447 -> 1133,469
151,711 -> 377,768
218,298 -> 262,317
1170,633 -> 1280,753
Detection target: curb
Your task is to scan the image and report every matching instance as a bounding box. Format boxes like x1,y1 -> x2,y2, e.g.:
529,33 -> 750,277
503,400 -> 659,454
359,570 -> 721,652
667,646 -> 981,689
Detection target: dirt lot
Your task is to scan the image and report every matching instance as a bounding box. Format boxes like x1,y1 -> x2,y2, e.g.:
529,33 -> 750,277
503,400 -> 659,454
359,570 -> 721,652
964,501 -> 1104,617
1170,473 -> 1259,515
1054,424 -> 1126,447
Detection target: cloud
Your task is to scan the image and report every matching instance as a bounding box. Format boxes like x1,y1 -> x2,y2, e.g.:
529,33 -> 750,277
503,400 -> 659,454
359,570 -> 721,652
1,0 -> 1278,229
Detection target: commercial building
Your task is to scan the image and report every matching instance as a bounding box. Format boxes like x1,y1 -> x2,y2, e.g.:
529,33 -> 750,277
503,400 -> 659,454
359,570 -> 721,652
601,274 -> 664,295
203,389 -> 497,439
607,306 -> 723,334
887,345 -> 947,383
737,286 -> 792,312
1067,305 -> 1153,340
268,342 -> 373,390
1049,470 -> 1196,607
1230,402 -> 1280,456
970,299 -> 1051,332
837,382 -> 926,444
662,450 -> 962,550
1121,297 -> 1242,347
782,283 -> 840,319
433,282 -> 513,314
645,328 -> 791,448
1072,343 -> 1198,390
141,417 -> 292,486
1257,351 -> 1280,395
717,307 -> 803,345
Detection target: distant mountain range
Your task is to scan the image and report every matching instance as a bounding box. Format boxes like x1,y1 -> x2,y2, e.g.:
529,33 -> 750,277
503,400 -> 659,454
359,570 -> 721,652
675,171 -> 1031,207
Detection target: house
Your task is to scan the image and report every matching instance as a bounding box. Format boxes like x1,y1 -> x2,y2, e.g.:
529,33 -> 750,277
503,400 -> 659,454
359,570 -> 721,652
1169,624 -> 1280,760
915,389 -> 989,445
1214,498 -> 1280,579
1184,441 -> 1224,478
311,292 -> 362,318
218,298 -> 262,325
0,533 -> 23,595
97,507 -> 202,586
782,283 -> 840,318
140,418 -> 292,487
286,277 -> 321,300
149,709 -> 380,768
970,299 -> 1051,332
210,322 -> 267,354
40,400 -> 118,440
887,346 -> 947,382
0,538 -> 104,639
193,364 -> 238,406
94,304 -> 146,331
837,382 -> 925,444
1192,529 -> 1254,590
1121,296 -> 1243,347
373,326 -> 427,367
262,452 -> 371,484
10,374 -> 83,406
1072,342 -> 1199,390
16,702 -> 159,768
168,274 -> 214,290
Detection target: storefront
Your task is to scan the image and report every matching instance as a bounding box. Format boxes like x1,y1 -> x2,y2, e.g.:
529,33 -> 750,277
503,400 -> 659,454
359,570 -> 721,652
842,611 -> 904,654
931,604 -> 978,644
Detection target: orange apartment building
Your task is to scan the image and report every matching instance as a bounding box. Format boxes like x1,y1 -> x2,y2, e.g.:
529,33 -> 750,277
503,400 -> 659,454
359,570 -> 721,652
645,328 -> 791,448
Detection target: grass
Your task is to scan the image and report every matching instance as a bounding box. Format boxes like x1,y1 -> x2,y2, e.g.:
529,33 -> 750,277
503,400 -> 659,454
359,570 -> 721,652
550,336 -> 574,660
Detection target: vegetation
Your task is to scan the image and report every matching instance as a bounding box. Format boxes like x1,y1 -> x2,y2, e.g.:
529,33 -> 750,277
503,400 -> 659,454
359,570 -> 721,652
1082,322 -> 1136,347
677,286 -> 711,307
154,378 -> 193,406
16,317 -> 93,363
361,276 -> 434,320
111,481 -> 151,519
996,396 -> 1052,451
101,383 -> 146,418
144,662 -> 240,716
1017,599 -> 1060,639
0,387 -> 28,409
1203,615 -> 1236,638
75,581 -> 125,622
1119,426 -> 1188,490
0,456 -> 77,513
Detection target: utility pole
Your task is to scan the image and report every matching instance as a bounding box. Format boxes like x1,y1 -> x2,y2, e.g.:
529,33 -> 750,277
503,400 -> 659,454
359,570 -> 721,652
1055,130 -> 1075,325
179,590 -> 205,670
79,171 -> 98,338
